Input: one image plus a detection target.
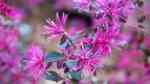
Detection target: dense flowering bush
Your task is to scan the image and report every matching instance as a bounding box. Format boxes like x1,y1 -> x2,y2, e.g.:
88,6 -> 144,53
43,0 -> 138,83
0,0 -> 150,84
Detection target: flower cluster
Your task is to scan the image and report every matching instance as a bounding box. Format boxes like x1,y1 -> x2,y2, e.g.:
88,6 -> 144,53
0,16 -> 47,83
1,0 -> 149,84
0,1 -> 23,21
0,23 -> 24,83
43,0 -> 135,82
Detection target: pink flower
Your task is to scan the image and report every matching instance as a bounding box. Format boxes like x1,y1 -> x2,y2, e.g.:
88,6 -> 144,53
75,46 -> 101,74
43,13 -> 68,39
73,0 -> 100,13
0,2 -> 12,17
0,52 -> 13,72
98,0 -> 133,15
93,31 -> 112,55
9,8 -> 24,21
79,32 -> 112,56
26,44 -> 46,80
80,57 -> 99,75
0,50 -> 26,83
0,27 -> 19,53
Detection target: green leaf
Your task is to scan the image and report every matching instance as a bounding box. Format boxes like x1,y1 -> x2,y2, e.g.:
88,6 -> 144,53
70,71 -> 81,80
65,60 -> 77,68
72,79 -> 78,84
46,71 -> 62,81
46,51 -> 64,62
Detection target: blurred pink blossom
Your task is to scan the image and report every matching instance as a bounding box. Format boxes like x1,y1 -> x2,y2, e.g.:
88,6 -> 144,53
0,27 -> 19,53
26,44 -> 46,80
0,1 -> 12,16
118,49 -> 145,71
